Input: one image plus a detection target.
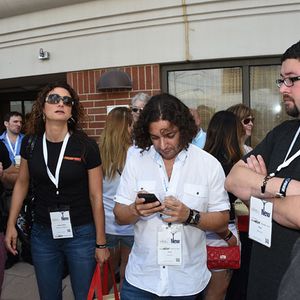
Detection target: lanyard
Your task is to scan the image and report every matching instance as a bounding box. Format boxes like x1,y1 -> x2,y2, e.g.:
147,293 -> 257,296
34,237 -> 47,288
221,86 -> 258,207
269,125 -> 300,176
6,133 -> 19,157
43,132 -> 70,189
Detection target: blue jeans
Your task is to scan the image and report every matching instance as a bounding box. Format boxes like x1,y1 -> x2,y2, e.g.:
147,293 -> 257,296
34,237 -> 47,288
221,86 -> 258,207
121,278 -> 203,300
31,222 -> 96,300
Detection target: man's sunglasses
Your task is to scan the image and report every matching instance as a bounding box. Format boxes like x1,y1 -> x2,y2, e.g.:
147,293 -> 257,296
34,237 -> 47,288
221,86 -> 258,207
131,107 -> 143,113
45,94 -> 74,106
242,117 -> 255,125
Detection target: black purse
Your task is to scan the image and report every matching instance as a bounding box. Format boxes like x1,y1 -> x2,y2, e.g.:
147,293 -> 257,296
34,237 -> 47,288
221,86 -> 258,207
15,135 -> 37,245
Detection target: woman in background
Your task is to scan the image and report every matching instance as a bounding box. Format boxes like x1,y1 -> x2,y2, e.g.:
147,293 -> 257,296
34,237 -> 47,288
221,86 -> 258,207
99,107 -> 134,289
203,111 -> 243,300
131,93 -> 150,124
227,103 -> 254,154
226,103 -> 254,300
5,82 -> 109,300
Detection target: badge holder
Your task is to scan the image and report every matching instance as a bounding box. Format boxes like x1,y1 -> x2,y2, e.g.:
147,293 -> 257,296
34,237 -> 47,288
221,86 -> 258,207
157,223 -> 183,265
49,206 -> 73,239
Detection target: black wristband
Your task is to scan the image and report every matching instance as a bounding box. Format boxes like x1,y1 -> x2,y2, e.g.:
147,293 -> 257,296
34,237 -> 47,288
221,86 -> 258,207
224,230 -> 233,241
184,209 -> 193,225
279,177 -> 292,197
95,243 -> 107,249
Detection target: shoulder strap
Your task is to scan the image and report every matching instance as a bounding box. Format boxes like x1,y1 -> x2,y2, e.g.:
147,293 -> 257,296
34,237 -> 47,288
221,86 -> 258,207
26,135 -> 37,160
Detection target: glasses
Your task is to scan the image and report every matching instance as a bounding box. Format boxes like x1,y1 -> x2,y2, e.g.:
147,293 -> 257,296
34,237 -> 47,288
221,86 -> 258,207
131,107 -> 143,113
45,94 -> 74,106
242,117 -> 255,125
275,76 -> 300,88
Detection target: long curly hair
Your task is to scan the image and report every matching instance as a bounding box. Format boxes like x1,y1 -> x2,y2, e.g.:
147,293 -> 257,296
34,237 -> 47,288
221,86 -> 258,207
25,82 -> 85,136
99,107 -> 133,179
133,93 -> 198,151
204,111 -> 243,166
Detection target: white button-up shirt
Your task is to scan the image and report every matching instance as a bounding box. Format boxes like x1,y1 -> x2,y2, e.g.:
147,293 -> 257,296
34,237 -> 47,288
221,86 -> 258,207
115,144 -> 230,296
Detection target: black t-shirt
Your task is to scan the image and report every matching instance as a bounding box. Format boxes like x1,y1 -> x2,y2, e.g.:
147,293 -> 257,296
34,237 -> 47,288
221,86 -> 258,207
0,141 -> 11,231
21,133 -> 101,226
244,119 -> 300,300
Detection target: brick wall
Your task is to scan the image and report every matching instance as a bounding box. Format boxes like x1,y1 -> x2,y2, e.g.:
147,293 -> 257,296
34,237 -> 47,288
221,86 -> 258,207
67,64 -> 161,140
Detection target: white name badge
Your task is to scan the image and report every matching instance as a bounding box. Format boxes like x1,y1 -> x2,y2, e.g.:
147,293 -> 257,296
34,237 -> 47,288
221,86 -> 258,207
50,210 -> 73,239
249,196 -> 273,248
15,155 -> 21,167
157,224 -> 182,265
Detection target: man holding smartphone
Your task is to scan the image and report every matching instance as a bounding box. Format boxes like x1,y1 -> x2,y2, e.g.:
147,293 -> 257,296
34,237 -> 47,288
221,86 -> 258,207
114,93 -> 230,299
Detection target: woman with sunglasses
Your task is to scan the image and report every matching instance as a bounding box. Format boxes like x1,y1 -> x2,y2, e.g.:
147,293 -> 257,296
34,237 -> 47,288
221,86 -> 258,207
5,82 -> 109,300
131,92 -> 150,123
227,104 -> 254,154
225,103 -> 254,300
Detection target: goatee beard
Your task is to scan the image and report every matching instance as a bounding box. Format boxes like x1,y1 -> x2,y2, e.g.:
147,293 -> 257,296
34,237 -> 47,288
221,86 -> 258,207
283,95 -> 300,118
285,104 -> 300,118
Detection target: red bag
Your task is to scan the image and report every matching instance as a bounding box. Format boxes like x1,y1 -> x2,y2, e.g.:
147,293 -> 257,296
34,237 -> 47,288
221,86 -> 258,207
206,245 -> 240,270
87,261 -> 120,300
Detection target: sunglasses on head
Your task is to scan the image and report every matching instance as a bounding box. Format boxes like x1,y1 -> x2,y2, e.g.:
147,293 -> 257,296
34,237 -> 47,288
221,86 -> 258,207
131,107 -> 143,113
242,117 -> 255,125
46,93 -> 74,106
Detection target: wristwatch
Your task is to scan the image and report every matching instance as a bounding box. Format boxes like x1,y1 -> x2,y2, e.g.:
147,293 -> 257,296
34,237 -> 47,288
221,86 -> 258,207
185,209 -> 200,226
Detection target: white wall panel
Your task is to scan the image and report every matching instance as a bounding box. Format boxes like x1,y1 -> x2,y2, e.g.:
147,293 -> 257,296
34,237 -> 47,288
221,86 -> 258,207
0,0 -> 299,79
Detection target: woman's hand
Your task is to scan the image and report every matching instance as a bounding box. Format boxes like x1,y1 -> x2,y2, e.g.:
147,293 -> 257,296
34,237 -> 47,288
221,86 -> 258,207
226,234 -> 238,246
5,225 -> 19,255
95,248 -> 110,265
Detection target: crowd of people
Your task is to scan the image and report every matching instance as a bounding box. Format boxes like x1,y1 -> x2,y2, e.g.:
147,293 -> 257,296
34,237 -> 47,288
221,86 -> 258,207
0,40 -> 299,300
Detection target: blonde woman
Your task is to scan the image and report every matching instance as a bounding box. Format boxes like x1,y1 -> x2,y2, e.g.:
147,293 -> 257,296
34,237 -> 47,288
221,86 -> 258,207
100,107 -> 133,289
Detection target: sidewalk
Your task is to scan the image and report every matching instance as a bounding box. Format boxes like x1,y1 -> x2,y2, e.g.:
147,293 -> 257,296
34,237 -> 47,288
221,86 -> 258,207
1,262 -> 74,300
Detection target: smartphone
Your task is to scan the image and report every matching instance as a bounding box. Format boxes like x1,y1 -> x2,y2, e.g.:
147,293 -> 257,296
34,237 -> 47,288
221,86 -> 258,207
137,193 -> 161,205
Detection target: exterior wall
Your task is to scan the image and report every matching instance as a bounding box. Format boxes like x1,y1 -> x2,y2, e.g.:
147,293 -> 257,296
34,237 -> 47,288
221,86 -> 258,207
1,0 -> 300,79
67,64 -> 160,138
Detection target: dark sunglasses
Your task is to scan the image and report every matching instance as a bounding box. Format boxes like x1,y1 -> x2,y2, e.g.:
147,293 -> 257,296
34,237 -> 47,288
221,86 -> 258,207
46,93 -> 74,106
131,107 -> 143,113
242,117 -> 255,125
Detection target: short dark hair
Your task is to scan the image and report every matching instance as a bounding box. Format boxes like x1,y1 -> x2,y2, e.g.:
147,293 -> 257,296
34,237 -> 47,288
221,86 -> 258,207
4,111 -> 23,122
133,93 -> 198,150
281,40 -> 300,63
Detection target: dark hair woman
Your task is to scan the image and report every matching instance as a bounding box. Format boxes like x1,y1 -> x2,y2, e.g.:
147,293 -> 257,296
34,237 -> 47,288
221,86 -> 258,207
5,82 -> 109,300
203,110 -> 243,300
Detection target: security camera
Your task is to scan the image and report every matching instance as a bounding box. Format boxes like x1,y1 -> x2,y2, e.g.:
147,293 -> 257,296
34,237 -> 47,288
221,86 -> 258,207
38,48 -> 49,60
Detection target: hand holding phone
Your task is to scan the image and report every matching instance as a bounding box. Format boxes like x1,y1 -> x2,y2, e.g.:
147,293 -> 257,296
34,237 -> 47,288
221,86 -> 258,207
137,193 -> 161,206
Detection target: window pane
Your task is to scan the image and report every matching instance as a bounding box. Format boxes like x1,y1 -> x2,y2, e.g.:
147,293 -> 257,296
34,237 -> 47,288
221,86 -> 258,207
10,101 -> 22,113
250,65 -> 291,147
168,68 -> 242,130
24,101 -> 34,114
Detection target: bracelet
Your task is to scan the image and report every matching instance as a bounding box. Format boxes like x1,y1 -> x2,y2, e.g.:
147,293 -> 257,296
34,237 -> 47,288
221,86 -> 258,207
261,175 -> 273,194
224,230 -> 233,241
278,177 -> 292,198
95,243 -> 107,249
184,209 -> 193,225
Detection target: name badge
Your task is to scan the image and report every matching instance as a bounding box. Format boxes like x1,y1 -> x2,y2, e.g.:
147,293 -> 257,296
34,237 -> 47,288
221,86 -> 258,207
157,224 -> 182,265
249,196 -> 273,248
49,210 -> 73,239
